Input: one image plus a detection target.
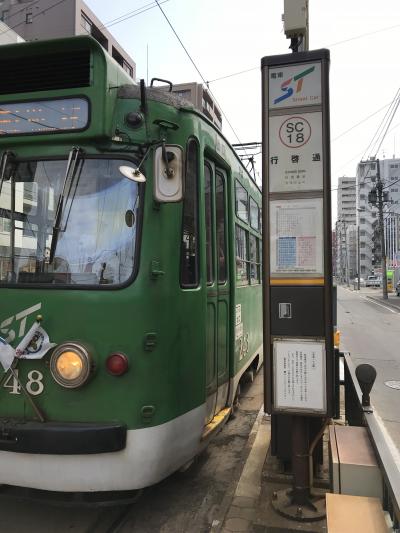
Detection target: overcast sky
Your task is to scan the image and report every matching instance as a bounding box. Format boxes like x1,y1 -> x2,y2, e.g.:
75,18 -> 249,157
86,0 -> 400,223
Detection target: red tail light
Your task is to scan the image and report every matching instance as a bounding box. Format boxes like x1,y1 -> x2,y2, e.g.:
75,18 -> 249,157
106,353 -> 129,376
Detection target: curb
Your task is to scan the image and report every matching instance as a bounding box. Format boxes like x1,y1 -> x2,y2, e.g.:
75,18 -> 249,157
365,295 -> 400,313
216,407 -> 271,533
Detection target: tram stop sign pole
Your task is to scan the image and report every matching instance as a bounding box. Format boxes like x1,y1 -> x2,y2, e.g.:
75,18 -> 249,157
261,49 -> 333,521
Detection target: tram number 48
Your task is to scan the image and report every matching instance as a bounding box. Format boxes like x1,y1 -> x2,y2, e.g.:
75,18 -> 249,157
3,369 -> 44,396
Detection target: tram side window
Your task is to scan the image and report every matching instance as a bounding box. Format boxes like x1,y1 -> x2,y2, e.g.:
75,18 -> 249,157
235,225 -> 249,285
249,197 -> 260,231
235,180 -> 248,222
205,164 -> 214,285
249,234 -> 261,284
216,172 -> 227,284
180,139 -> 199,287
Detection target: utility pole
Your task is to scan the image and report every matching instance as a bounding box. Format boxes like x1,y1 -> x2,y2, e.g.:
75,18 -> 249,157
376,159 -> 388,299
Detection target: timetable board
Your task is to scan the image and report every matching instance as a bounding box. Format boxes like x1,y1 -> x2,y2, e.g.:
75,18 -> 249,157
270,198 -> 323,276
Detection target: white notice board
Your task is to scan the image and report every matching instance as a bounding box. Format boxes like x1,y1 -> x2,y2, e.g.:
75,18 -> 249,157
270,198 -> 324,276
269,112 -> 323,192
273,339 -> 326,413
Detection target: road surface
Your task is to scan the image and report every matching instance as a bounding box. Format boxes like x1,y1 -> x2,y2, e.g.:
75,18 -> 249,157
338,285 -> 400,450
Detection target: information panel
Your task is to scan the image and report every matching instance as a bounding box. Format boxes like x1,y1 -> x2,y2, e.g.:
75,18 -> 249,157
270,198 -> 323,276
273,339 -> 326,413
269,112 -> 323,192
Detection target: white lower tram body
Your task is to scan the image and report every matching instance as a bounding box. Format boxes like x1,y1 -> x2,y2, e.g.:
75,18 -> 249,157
0,405 -> 206,492
0,348 -> 262,492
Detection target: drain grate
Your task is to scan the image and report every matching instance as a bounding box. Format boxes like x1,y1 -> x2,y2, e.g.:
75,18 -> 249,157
385,380 -> 400,390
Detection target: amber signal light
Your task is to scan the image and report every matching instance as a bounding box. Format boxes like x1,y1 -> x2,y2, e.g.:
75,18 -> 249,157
106,353 -> 129,376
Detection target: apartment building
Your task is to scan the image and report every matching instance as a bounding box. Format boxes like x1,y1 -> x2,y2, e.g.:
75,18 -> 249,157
0,0 -> 135,78
356,157 -> 400,277
167,82 -> 223,130
336,176 -> 357,281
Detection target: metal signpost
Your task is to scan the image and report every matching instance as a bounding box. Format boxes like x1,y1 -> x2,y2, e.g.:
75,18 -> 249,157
261,49 -> 333,520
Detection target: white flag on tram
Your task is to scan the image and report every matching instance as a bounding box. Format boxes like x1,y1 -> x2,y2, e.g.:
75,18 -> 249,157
15,321 -> 56,360
0,337 -> 15,372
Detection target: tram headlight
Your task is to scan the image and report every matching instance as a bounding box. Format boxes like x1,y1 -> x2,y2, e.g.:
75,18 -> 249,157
50,343 -> 92,388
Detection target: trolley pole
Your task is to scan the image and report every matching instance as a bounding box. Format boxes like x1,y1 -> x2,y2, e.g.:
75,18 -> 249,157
376,159 -> 388,299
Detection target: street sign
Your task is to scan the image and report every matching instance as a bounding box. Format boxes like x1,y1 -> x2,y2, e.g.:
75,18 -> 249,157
262,49 -> 333,417
269,112 -> 323,192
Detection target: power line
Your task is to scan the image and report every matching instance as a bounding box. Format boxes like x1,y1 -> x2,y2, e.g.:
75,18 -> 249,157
332,102 -> 392,142
326,22 -> 400,48
154,0 -> 246,149
99,0 -> 170,30
0,0 -> 70,38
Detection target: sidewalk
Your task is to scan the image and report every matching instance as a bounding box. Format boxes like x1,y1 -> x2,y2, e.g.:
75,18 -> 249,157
217,412 -> 329,533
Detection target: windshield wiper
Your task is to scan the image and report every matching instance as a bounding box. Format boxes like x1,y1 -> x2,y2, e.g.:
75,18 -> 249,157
0,151 -> 15,196
49,147 -> 83,264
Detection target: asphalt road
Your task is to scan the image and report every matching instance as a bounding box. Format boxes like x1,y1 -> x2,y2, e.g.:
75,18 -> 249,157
0,371 -> 263,532
338,285 -> 400,449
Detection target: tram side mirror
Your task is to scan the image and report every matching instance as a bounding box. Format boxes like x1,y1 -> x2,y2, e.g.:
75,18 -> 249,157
154,145 -> 183,202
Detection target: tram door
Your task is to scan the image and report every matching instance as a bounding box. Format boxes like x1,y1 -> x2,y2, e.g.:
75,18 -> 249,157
204,161 -> 230,424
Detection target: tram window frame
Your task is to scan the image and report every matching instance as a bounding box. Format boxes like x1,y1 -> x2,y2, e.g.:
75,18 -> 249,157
204,163 -> 214,285
235,224 -> 249,285
216,170 -> 227,284
0,154 -> 144,291
235,180 -> 248,222
180,138 -> 199,289
249,233 -> 261,284
249,197 -> 260,231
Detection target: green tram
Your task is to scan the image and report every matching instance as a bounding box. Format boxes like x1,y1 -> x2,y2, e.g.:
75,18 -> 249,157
0,36 -> 262,492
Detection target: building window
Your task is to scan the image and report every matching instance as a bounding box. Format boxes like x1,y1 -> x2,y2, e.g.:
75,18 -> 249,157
391,188 -> 398,193
180,139 -> 199,288
122,60 -> 133,77
26,12 -> 33,24
236,225 -> 249,285
0,217 -> 10,233
81,13 -> 92,33
235,180 -> 248,222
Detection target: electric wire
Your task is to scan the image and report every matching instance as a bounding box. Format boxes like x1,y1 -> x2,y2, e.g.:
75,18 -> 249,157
153,0 -> 247,151
0,0 -> 70,38
99,0 -> 170,30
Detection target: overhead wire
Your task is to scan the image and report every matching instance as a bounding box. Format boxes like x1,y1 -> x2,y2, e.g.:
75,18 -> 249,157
0,0 -> 70,38
99,0 -> 170,30
153,0 -> 247,153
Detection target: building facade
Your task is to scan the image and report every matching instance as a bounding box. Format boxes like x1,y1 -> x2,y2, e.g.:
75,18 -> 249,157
336,176 -> 357,282
167,82 -> 222,130
356,157 -> 400,277
0,0 -> 135,77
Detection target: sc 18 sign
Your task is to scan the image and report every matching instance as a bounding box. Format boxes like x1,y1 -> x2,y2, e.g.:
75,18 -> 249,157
279,116 -> 311,148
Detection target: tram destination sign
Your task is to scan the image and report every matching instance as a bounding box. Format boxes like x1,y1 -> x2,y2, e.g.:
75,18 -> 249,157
269,112 -> 323,193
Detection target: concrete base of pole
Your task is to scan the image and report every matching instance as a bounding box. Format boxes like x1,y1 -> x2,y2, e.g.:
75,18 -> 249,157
271,487 -> 326,521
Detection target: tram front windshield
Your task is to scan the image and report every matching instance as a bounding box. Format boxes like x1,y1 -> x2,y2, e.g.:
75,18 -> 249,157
0,158 -> 140,287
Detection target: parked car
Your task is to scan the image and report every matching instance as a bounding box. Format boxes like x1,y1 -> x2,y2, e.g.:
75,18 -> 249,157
366,275 -> 381,288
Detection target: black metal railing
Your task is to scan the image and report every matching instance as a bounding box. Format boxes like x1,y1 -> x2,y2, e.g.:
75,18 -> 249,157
343,351 -> 400,530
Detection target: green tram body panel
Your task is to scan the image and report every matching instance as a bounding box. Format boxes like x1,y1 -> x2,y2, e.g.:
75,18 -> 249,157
0,37 -> 262,486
